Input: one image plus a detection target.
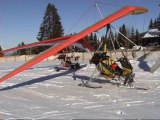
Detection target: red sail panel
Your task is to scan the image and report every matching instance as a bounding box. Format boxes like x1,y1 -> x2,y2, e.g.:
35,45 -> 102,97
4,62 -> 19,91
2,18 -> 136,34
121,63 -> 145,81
0,6 -> 147,83
3,36 -> 71,53
78,39 -> 95,52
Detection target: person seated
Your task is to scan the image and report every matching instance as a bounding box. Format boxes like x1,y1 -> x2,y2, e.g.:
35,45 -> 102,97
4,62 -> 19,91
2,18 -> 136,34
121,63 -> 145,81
118,57 -> 133,75
90,53 -> 102,65
58,54 -> 66,61
118,57 -> 133,70
74,56 -> 80,61
101,52 -> 109,60
111,62 -> 123,75
64,57 -> 72,67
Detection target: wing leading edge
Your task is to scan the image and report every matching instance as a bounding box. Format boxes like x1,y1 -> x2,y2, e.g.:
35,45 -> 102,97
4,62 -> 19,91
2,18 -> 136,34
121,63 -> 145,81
0,6 -> 148,83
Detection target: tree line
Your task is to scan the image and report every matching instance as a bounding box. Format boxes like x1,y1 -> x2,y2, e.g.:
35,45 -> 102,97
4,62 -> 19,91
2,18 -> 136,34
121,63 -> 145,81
148,14 -> 160,29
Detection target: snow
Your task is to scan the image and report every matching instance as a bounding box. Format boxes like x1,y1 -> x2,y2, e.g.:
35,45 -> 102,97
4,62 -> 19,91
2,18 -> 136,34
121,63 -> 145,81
143,28 -> 160,38
0,52 -> 160,119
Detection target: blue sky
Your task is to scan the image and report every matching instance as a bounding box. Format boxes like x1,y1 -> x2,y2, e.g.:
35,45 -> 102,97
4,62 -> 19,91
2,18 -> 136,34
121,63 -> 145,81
0,0 -> 160,49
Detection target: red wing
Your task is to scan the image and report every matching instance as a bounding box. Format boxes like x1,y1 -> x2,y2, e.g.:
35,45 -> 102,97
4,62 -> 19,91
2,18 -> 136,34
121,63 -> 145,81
3,36 -> 94,54
0,6 -> 147,83
3,36 -> 71,53
73,39 -> 95,52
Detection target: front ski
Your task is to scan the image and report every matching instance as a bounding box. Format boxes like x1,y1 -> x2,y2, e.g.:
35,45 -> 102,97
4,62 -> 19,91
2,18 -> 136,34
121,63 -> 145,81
78,79 -> 102,88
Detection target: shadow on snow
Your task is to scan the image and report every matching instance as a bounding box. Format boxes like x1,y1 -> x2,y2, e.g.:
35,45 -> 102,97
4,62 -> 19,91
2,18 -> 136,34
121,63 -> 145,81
137,53 -> 151,72
0,64 -> 87,91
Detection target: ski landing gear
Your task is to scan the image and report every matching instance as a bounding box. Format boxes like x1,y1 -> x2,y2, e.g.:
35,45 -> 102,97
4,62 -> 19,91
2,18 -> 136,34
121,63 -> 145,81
78,77 -> 102,88
78,80 -> 102,88
78,67 -> 102,88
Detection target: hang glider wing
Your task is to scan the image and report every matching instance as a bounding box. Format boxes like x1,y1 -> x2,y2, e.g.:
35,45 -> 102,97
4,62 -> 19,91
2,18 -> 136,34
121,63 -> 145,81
2,36 -> 71,54
3,36 -> 94,54
0,6 -> 148,83
73,39 -> 95,52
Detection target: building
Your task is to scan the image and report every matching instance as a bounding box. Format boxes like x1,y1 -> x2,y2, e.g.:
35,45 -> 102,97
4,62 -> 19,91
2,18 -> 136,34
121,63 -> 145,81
141,14 -> 160,47
142,28 -> 160,46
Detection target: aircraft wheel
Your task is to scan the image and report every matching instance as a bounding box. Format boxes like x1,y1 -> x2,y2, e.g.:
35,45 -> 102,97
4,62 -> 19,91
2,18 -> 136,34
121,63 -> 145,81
70,65 -> 75,69
55,67 -> 60,72
76,63 -> 80,69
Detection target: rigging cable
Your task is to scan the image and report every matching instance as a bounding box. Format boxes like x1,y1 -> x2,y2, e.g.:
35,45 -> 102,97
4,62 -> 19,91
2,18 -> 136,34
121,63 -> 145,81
110,25 -> 138,46
66,5 -> 94,35
95,1 -> 140,48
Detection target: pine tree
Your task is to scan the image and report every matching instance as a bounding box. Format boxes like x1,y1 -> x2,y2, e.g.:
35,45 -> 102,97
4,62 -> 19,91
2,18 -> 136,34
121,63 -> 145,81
0,46 -> 2,51
157,14 -> 160,30
37,3 -> 64,41
130,27 -> 135,40
135,29 -> 140,45
107,30 -> 115,50
100,35 -> 105,51
89,33 -> 94,48
153,19 -> 157,28
118,25 -> 127,48
84,33 -> 99,51
149,19 -> 153,29
130,27 -> 135,48
93,33 -> 98,50
114,33 -> 119,49
117,26 -> 122,46
121,24 -> 127,37
36,3 -> 64,53
16,42 -> 26,55
0,46 -> 3,57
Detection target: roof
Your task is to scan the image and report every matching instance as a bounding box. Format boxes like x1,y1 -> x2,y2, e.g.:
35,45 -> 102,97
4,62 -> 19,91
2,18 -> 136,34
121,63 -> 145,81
143,28 -> 160,38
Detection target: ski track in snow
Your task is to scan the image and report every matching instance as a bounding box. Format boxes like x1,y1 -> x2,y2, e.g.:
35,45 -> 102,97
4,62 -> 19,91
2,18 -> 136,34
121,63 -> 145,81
0,58 -> 160,119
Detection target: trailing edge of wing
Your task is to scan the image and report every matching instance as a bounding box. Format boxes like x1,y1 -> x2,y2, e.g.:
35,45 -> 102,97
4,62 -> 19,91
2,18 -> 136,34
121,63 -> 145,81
3,36 -> 94,54
3,36 -> 71,53
76,39 -> 95,52
0,6 -> 148,83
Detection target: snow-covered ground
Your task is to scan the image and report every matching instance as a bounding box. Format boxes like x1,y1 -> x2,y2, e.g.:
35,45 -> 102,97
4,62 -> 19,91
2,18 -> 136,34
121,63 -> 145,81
0,52 -> 160,119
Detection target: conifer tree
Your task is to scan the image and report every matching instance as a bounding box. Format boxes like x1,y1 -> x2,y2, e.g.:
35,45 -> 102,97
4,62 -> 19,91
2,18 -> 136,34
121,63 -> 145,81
0,46 -> 3,57
121,24 -> 127,37
114,33 -> 119,49
16,42 -> 26,55
37,3 -> 64,41
135,29 -> 140,45
93,33 -> 98,50
36,3 -> 64,53
0,46 -> 2,51
118,24 -> 127,48
149,19 -> 153,29
130,27 -> 135,40
130,27 -> 135,48
88,33 -> 94,48
153,19 -> 157,28
157,13 -> 160,29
